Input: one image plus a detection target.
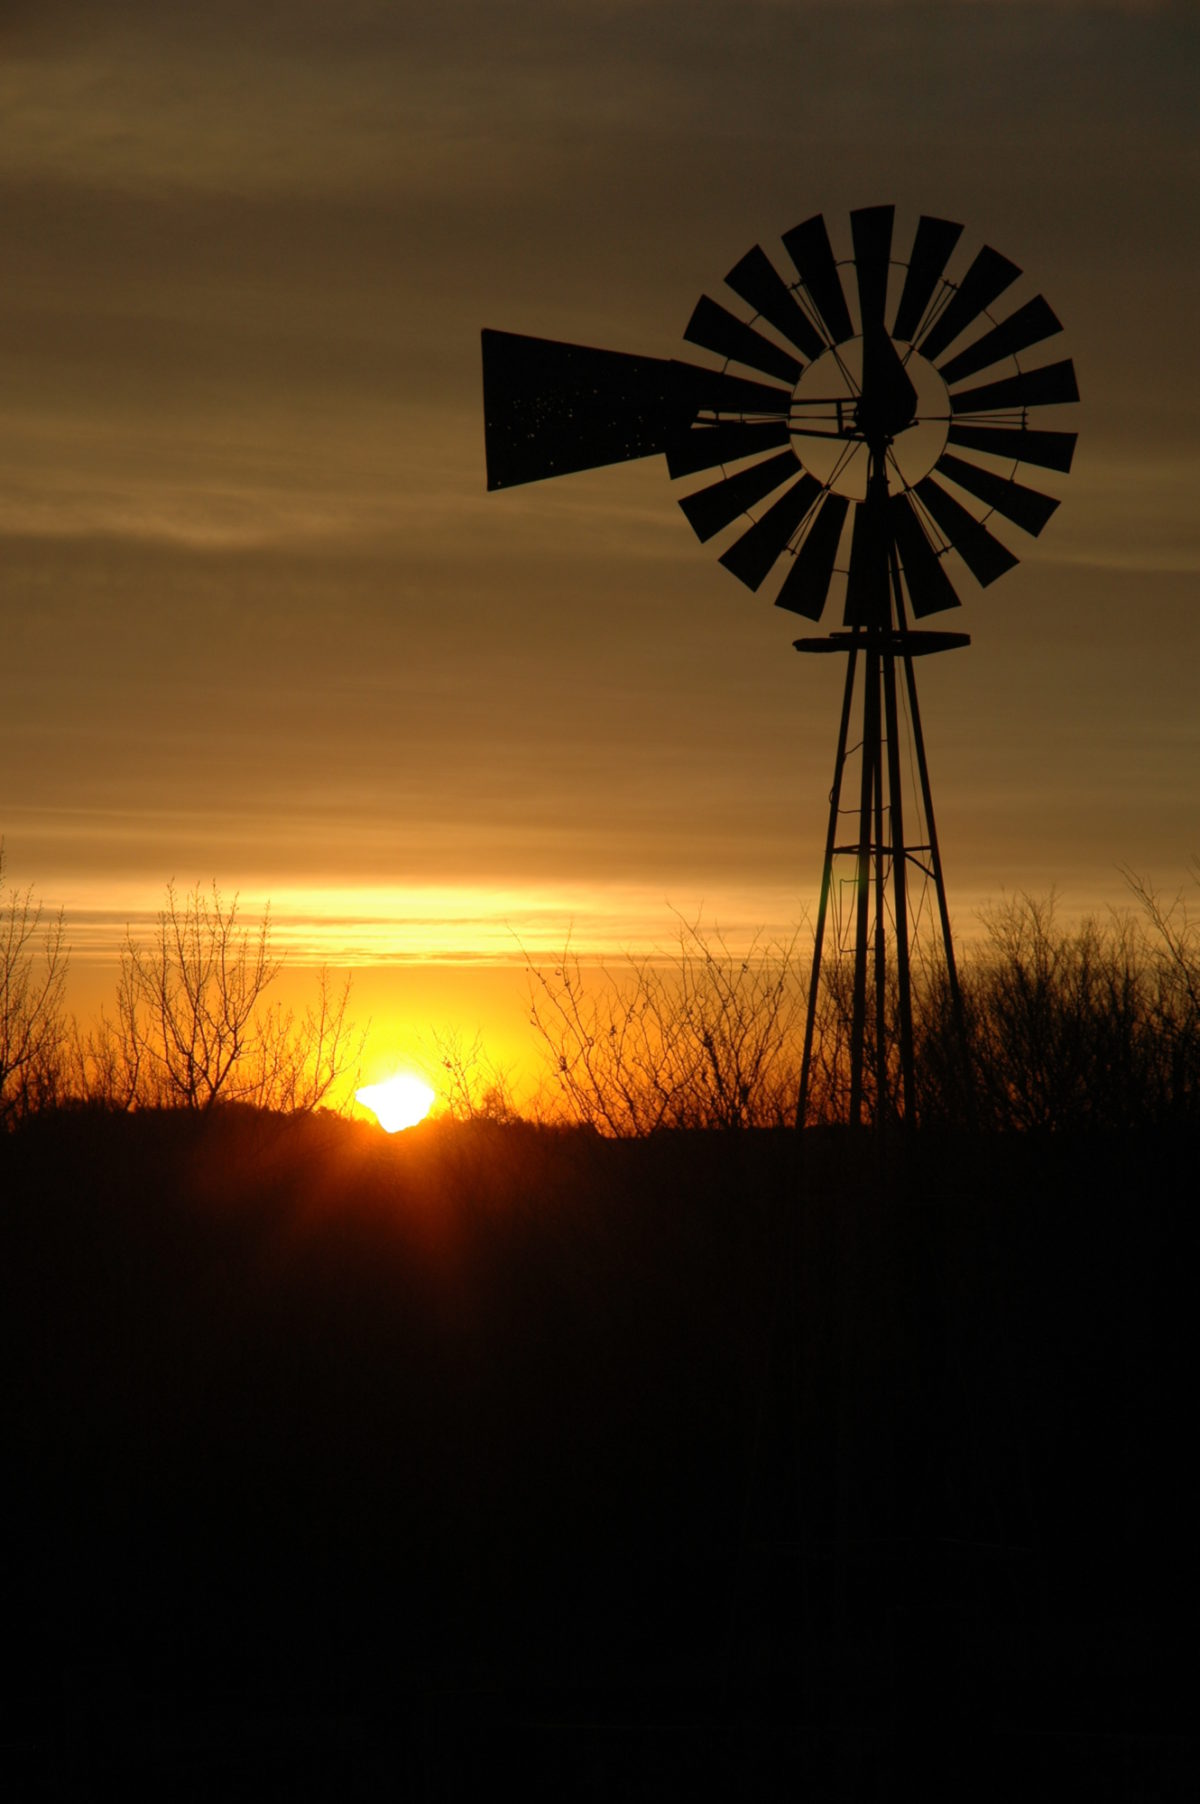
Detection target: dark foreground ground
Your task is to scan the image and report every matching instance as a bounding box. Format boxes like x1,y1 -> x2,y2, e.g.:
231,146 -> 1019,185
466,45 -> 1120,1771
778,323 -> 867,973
2,1110 -> 1195,1799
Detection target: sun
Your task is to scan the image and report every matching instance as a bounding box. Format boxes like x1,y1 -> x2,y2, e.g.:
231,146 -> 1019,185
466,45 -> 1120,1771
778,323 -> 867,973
356,1073 -> 436,1133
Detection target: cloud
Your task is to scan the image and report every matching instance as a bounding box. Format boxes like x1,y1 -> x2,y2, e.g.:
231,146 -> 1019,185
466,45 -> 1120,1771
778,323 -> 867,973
2,1 -> 1193,208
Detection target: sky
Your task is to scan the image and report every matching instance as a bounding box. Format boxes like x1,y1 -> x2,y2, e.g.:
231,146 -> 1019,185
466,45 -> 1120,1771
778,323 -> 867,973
2,0 -> 1198,1086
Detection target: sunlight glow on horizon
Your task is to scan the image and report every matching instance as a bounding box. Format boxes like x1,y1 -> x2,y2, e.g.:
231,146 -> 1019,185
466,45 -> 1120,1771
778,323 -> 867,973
43,876 -> 821,965
355,1073 -> 436,1133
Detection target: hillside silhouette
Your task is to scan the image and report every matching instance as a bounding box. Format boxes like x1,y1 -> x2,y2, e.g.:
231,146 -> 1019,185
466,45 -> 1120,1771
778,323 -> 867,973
2,1108 -> 1194,1797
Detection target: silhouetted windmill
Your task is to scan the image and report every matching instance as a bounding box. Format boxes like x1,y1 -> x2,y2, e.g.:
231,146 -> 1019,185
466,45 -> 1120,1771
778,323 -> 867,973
482,205 -> 1077,1128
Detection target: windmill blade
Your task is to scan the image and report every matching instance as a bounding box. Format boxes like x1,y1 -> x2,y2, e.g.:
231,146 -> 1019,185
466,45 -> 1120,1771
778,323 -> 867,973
481,329 -> 705,489
666,419 -> 792,479
683,295 -> 804,387
917,244 -> 1022,364
937,295 -> 1063,386
781,214 -> 854,345
946,422 -> 1077,473
850,205 -> 895,334
889,493 -> 961,618
724,245 -> 826,361
935,451 -> 1060,537
914,475 -> 1019,586
950,359 -> 1079,416
844,490 -> 891,627
892,214 -> 963,342
677,449 -> 799,543
719,473 -> 821,590
775,491 -> 850,620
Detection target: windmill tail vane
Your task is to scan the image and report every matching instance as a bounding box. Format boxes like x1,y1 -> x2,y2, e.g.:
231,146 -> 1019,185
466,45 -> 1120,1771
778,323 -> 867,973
482,204 -> 1079,1129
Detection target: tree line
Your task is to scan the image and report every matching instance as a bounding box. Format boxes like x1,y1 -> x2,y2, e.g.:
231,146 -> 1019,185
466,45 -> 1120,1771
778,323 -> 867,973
3,847 -> 1199,1131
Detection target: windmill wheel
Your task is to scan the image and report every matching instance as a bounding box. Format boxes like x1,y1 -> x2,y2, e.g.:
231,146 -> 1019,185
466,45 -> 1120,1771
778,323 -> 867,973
670,204 -> 1078,626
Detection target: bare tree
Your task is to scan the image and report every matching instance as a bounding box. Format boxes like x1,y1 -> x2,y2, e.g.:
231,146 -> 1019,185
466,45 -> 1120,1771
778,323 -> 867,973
906,890 -> 1198,1132
428,1025 -> 522,1124
243,968 -> 366,1113
1122,863 -> 1200,1118
115,882 -> 279,1109
526,918 -> 805,1133
0,847 -> 69,1122
71,957 -> 146,1110
670,918 -> 805,1127
68,883 -> 365,1115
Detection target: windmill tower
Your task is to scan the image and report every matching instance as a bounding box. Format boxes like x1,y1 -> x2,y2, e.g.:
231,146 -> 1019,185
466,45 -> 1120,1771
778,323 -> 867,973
482,205 -> 1077,1128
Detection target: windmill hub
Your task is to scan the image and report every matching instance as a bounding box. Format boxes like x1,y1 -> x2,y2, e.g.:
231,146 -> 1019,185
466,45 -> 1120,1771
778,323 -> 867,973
787,341 -> 950,502
855,322 -> 919,443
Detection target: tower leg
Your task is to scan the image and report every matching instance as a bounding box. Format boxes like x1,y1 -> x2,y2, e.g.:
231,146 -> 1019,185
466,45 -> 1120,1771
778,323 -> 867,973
873,665 -> 888,1122
797,636 -> 860,1129
898,636 -> 972,1121
890,564 -> 970,1130
849,638 -> 882,1130
900,639 -> 960,1009
882,640 -> 917,1123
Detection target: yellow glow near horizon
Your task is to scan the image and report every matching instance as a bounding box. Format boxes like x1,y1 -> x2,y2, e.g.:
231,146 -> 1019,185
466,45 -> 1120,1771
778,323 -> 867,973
355,1073 -> 436,1133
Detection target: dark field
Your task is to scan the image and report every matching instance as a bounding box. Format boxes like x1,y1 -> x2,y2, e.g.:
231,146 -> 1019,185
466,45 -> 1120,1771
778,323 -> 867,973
2,1111 -> 1195,1799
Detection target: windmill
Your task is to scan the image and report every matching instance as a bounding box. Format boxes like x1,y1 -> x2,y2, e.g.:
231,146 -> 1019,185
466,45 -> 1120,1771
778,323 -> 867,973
481,205 -> 1077,1128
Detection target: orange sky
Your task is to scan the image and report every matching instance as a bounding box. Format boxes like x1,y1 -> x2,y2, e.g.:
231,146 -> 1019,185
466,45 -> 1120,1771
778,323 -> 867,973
2,1 -> 1198,1094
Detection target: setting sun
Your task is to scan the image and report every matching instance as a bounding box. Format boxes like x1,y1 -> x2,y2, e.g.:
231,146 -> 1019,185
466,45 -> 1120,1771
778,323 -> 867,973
356,1073 -> 436,1132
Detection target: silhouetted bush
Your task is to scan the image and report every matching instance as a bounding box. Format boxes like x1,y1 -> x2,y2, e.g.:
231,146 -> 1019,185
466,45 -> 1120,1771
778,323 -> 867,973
916,889 -> 1200,1131
525,885 -> 1200,1133
526,918 -> 805,1132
